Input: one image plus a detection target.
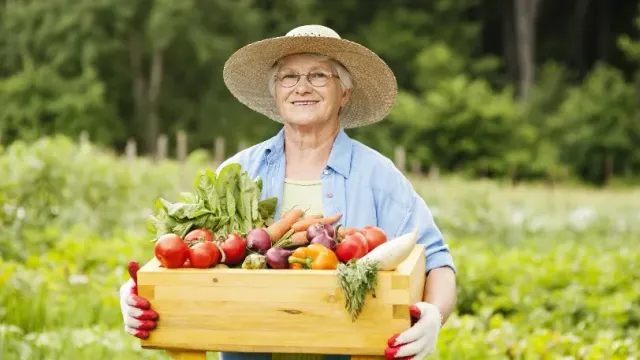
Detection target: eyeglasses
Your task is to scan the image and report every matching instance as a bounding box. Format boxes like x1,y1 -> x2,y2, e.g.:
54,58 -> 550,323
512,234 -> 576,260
275,71 -> 339,88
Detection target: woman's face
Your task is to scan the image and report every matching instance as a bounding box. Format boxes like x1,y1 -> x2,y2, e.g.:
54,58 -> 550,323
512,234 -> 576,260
273,54 -> 351,128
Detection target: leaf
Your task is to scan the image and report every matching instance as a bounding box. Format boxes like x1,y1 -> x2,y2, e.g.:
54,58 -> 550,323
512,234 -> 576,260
215,216 -> 231,232
242,193 -> 253,221
255,177 -> 263,192
251,197 -> 259,221
215,163 -> 241,197
203,215 -> 220,230
239,172 -> 256,192
173,222 -> 194,238
178,191 -> 198,203
160,198 -> 211,219
146,213 -> 170,239
226,187 -> 236,218
194,170 -> 215,204
146,205 -> 178,240
232,213 -> 243,234
258,197 -> 278,219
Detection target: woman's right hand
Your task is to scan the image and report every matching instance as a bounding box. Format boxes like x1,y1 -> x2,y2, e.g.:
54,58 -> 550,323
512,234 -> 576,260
119,260 -> 159,339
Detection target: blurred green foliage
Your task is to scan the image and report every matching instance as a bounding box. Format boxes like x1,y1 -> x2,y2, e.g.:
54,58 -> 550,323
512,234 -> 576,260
0,0 -> 639,186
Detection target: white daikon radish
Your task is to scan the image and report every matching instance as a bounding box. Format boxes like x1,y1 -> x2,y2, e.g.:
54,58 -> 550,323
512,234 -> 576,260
358,227 -> 419,270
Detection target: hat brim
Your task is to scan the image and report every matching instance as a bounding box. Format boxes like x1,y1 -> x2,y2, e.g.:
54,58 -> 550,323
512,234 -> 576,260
222,35 -> 398,128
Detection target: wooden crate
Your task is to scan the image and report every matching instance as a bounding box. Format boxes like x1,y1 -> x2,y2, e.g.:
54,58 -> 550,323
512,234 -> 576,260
137,244 -> 427,360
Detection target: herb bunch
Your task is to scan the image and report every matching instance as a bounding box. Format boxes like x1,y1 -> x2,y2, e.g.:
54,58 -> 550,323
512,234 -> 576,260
336,258 -> 380,321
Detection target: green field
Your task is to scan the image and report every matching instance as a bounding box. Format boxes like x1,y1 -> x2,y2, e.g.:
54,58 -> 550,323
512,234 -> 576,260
1,136 -> 639,359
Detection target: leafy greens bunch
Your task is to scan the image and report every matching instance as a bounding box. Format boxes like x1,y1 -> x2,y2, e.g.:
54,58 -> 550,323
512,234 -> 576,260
147,163 -> 278,241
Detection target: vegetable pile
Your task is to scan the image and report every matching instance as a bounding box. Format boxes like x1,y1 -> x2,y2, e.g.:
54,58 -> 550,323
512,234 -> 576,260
146,162 -> 420,321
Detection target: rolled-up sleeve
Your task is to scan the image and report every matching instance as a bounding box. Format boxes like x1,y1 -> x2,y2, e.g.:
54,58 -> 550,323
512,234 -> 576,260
397,191 -> 456,274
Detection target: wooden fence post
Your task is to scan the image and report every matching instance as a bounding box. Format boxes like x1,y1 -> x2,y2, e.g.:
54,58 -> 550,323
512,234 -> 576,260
410,159 -> 421,176
429,165 -> 439,185
238,140 -> 248,153
177,130 -> 187,163
214,136 -> 226,166
125,138 -> 137,162
79,131 -> 89,145
157,134 -> 168,161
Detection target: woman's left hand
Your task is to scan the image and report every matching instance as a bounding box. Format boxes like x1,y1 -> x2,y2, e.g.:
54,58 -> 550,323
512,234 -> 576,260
384,302 -> 442,360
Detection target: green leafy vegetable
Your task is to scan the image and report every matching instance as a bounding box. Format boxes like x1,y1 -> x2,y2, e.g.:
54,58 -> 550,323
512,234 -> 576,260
146,162 -> 278,241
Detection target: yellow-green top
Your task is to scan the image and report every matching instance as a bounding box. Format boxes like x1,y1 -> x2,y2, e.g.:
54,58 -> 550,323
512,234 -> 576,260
280,178 -> 324,217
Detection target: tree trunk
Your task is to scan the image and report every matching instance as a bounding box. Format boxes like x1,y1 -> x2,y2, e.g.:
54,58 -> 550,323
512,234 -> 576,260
514,0 -> 542,101
605,154 -> 614,185
568,0 -> 592,76
597,0 -> 611,62
128,31 -> 164,156
503,0 -> 518,84
147,49 -> 164,157
129,31 -> 149,152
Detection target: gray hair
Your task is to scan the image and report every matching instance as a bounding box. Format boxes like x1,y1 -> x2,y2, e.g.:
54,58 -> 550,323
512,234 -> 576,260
267,53 -> 354,97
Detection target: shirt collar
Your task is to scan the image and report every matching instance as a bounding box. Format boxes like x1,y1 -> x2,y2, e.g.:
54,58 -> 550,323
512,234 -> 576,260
325,128 -> 352,178
263,127 -> 353,178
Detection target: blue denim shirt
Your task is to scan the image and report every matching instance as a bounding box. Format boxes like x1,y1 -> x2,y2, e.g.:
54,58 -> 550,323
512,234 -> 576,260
217,127 -> 456,274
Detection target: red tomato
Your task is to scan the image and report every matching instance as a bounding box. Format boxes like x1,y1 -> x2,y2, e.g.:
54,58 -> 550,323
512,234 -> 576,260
189,241 -> 221,268
335,232 -> 368,263
362,225 -> 387,252
154,233 -> 189,268
184,228 -> 214,246
220,233 -> 247,265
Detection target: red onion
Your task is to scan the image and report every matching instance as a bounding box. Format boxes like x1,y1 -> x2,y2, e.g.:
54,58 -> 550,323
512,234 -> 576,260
246,228 -> 272,254
307,222 -> 335,241
323,223 -> 335,238
310,230 -> 337,251
265,247 -> 293,269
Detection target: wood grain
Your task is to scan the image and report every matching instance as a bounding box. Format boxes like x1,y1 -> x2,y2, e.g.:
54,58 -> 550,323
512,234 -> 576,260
137,245 -> 427,355
165,349 -> 207,360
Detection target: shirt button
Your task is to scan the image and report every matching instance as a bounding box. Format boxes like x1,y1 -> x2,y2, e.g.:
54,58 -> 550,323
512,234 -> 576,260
323,169 -> 329,175
327,193 -> 333,198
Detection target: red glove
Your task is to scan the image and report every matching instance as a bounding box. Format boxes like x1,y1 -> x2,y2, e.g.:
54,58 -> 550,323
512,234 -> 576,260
384,302 -> 442,360
119,261 -> 159,339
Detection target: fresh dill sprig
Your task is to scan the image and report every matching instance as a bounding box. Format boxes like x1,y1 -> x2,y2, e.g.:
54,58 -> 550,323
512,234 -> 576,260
336,259 -> 380,321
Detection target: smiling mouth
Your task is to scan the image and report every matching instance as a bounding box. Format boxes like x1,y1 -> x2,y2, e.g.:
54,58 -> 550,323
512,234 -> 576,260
291,101 -> 319,106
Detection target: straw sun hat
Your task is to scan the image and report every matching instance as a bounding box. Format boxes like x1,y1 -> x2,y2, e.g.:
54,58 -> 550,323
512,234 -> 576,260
222,25 -> 398,128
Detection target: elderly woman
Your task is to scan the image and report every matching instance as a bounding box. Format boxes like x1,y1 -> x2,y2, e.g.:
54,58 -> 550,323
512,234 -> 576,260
120,25 -> 456,360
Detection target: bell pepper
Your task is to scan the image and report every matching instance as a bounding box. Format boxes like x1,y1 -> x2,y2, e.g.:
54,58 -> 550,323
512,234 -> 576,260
287,243 -> 339,270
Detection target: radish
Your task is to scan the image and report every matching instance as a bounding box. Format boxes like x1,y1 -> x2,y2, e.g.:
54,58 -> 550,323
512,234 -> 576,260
357,228 -> 419,270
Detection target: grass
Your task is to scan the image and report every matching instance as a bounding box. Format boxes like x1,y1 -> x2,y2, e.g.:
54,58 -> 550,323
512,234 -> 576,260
0,136 -> 639,359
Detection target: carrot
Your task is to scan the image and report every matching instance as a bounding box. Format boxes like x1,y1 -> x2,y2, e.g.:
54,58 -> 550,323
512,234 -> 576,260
267,207 -> 305,243
289,231 -> 309,247
291,213 -> 343,232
